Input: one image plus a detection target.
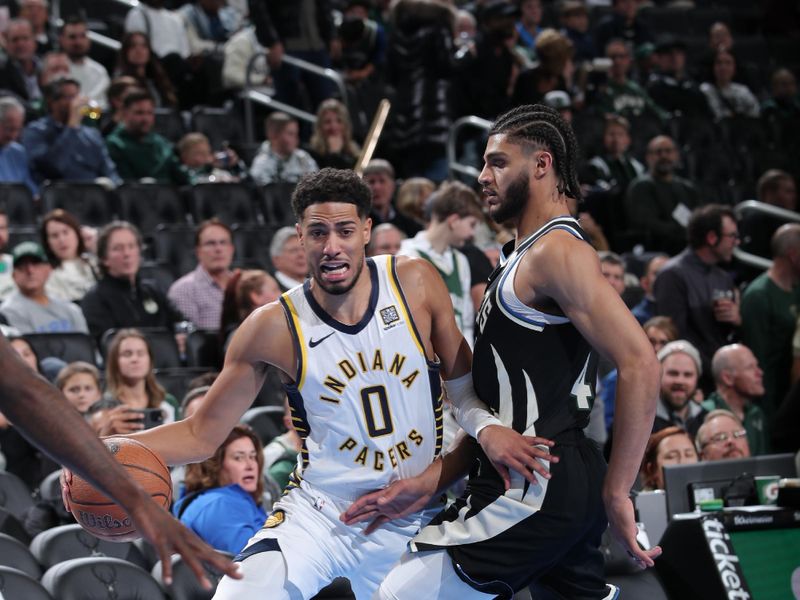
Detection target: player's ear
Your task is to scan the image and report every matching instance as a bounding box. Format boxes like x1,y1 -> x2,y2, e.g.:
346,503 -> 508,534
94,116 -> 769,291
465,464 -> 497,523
363,217 -> 372,245
533,151 -> 553,179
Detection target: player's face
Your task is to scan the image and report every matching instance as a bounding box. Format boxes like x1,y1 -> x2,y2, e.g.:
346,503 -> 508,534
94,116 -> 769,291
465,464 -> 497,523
117,337 -> 151,382
220,436 -> 259,493
660,353 -> 698,411
655,433 -> 698,488
62,372 -> 102,413
700,415 -> 750,461
479,134 -> 533,224
299,202 -> 371,296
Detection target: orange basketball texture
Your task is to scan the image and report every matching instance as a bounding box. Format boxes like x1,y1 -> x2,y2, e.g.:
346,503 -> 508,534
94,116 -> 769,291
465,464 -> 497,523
69,437 -> 172,542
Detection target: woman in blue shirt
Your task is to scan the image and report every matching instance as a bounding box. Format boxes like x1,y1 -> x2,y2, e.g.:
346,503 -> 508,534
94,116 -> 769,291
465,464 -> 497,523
173,424 -> 267,555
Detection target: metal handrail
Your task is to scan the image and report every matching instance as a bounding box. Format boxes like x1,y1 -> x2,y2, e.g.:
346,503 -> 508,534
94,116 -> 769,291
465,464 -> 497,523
53,0 -> 138,24
88,30 -> 121,52
242,51 -> 349,144
447,115 -> 491,181
731,200 -> 800,271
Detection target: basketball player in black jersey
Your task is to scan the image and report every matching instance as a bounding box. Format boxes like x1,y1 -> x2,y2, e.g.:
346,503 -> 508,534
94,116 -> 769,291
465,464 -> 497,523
343,105 -> 662,599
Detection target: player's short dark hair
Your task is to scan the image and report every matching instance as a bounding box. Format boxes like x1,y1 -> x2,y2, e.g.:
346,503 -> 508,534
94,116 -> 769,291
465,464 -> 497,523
427,181 -> 482,221
686,204 -> 735,249
490,104 -> 582,200
291,168 -> 372,221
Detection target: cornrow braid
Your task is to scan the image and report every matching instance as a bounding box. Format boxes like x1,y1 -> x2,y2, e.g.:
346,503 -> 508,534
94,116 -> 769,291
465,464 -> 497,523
490,104 -> 582,200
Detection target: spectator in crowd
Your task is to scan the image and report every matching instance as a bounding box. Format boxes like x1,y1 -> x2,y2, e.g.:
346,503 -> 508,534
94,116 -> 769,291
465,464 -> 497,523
248,0 -> 336,112
700,49 -> 760,122
631,254 -> 668,325
269,226 -> 308,291
694,22 -> 761,95
363,159 -> 420,237
173,424 -> 267,555
0,241 -> 89,334
0,206 -> 14,300
99,76 -> 142,137
56,361 -> 104,415
21,78 -> 120,186
3,325 -> 68,383
596,38 -> 668,121
560,1 -> 594,64
262,398 -> 301,490
385,0 -> 454,182
702,344 -> 768,456
221,25 -> 268,92
399,181 -> 479,345
653,340 -> 707,436
593,0 -> 651,54
180,0 -> 241,56
250,112 -> 318,185
646,37 -> 710,120
59,17 -> 111,110
654,205 -> 741,390
337,0 -> 386,119
102,328 -> 180,423
761,67 -> 800,122
177,133 -> 246,184
124,0 -> 191,61
395,177 -> 435,227
582,115 -> 644,250
307,98 -> 360,170
542,90 -> 573,123
19,0 -> 54,55
168,219 -> 235,330
454,0 -> 520,120
695,409 -> 750,461
625,134 -> 699,255
40,209 -> 98,302
639,426 -> 698,491
741,224 -> 800,424
219,268 -> 280,346
81,221 -> 185,343
515,0 -> 543,54
0,19 -> 43,104
366,223 -> 405,257
106,89 -> 186,184
598,251 -> 626,296
115,32 -> 179,108
739,169 -> 797,259
38,51 -> 71,86
0,96 -> 37,195
513,28 -> 574,108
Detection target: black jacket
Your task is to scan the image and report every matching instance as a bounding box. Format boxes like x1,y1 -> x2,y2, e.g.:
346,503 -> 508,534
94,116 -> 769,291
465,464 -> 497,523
248,0 -> 333,48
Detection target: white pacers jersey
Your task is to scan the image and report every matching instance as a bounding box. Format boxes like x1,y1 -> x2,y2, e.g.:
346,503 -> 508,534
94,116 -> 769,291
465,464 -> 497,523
278,256 -> 444,500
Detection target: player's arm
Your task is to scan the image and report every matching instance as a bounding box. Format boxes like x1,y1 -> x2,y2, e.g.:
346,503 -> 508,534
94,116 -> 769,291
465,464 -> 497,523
131,302 -> 293,465
528,232 -> 662,567
398,256 -> 557,487
0,335 -> 240,588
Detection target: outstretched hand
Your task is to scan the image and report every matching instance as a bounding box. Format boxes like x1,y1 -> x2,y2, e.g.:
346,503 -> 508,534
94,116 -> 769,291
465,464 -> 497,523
604,493 -> 662,569
477,425 -> 557,490
61,469 -> 242,588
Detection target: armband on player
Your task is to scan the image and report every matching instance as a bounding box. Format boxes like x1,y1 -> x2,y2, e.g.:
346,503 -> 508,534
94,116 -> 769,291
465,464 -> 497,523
443,372 -> 503,440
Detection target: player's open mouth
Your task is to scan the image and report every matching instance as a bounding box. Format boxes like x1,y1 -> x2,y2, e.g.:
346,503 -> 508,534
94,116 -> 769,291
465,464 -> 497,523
321,262 -> 349,281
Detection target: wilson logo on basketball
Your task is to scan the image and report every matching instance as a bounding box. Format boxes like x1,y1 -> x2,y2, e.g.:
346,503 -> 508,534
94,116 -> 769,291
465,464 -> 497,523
76,510 -> 132,531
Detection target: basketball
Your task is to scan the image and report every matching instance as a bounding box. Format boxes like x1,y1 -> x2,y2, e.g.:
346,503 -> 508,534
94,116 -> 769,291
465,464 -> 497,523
68,437 -> 172,542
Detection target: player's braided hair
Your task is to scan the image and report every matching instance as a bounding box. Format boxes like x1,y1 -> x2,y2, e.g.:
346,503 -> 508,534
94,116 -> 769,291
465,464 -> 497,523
490,104 -> 582,200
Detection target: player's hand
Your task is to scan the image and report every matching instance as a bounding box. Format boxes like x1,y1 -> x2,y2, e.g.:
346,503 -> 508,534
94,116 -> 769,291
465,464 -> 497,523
60,468 -> 73,513
603,493 -> 662,569
477,425 -> 557,490
340,472 -> 438,534
125,490 -> 242,588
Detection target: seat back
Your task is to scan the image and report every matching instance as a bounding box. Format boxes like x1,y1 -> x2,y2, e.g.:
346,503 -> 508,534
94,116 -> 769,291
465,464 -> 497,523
189,183 -> 258,226
185,329 -> 223,369
117,183 -> 188,232
154,367 -> 212,404
152,225 -> 198,279
190,106 -> 244,151
154,107 -> 187,143
138,262 -> 177,296
23,332 -> 98,365
40,182 -> 116,227
258,182 -> 297,227
0,183 -> 37,226
0,506 -> 31,545
41,557 -> 166,600
240,406 -> 286,446
0,566 -> 53,600
30,524 -> 148,571
151,552 -> 232,600
0,533 -> 42,579
0,472 -> 33,520
231,223 -> 275,271
39,470 -> 71,521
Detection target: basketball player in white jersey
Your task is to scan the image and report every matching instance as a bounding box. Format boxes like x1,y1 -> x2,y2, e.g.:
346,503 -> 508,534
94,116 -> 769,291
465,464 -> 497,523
63,168 -> 556,599
343,105 -> 664,599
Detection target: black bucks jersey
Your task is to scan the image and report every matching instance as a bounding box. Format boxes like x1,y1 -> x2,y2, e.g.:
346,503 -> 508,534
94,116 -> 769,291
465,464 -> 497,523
472,216 -> 598,440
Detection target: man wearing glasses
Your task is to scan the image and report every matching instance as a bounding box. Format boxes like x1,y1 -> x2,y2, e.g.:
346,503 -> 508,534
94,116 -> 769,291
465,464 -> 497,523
695,409 -> 751,461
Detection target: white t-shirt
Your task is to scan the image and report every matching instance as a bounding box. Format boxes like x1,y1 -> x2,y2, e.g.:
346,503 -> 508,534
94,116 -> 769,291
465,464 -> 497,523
125,5 -> 190,58
69,58 -> 111,109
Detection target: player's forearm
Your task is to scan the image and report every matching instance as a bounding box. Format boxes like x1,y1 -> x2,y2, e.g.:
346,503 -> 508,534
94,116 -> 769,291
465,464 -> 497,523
445,373 -> 503,439
415,431 -> 477,497
131,418 -> 218,466
604,355 -> 660,499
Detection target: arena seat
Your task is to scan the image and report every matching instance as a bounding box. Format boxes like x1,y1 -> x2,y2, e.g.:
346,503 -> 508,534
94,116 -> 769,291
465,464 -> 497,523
154,107 -> 188,144
0,533 -> 42,579
23,332 -> 98,366
38,470 -> 71,521
186,329 -> 223,369
138,261 -> 177,296
0,471 -> 34,520
40,182 -> 117,227
154,367 -> 213,404
0,506 -> 31,545
190,105 -> 245,152
231,223 -> 275,271
117,183 -> 189,232
188,182 -> 260,227
30,524 -> 149,571
151,552 -> 233,600
100,327 -> 181,369
6,225 -> 39,247
41,556 -> 166,600
240,406 -> 286,446
258,182 -> 297,227
0,183 -> 37,226
152,224 -> 198,279
0,566 -> 53,600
